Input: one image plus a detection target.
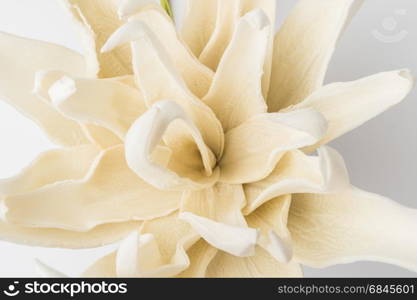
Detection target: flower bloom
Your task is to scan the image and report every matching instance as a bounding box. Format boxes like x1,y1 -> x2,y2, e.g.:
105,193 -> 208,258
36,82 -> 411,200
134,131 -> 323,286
0,0 -> 416,277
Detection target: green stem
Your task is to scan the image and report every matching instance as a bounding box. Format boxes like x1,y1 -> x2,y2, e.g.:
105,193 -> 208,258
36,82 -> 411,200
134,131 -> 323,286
160,0 -> 173,19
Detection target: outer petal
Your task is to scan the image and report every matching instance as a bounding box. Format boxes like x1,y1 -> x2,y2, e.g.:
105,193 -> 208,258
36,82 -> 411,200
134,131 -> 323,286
60,0 -> 132,77
48,75 -> 147,139
206,246 -> 303,278
203,9 -> 269,131
102,21 -> 224,157
243,146 -> 349,214
129,6 -> 214,98
219,109 -> 327,184
0,32 -> 89,146
199,0 -> 241,70
181,0 -> 218,57
0,146 -> 141,249
294,70 -> 414,150
125,100 -> 219,191
3,146 -> 181,231
289,187 -> 417,272
267,0 -> 364,111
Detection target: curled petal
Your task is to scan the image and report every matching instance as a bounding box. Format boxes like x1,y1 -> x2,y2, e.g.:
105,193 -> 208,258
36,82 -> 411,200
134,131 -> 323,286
129,6 -> 214,98
295,70 -> 415,150
181,0 -> 218,57
3,146 -> 181,231
179,212 -> 258,257
60,0 -> 131,77
268,0 -> 364,111
83,213 -> 199,277
203,9 -> 269,131
0,32 -> 89,146
219,109 -> 328,184
125,100 -> 219,191
289,187 -> 417,272
206,246 -> 303,278
243,146 -> 349,214
102,20 -> 224,157
48,75 -> 147,139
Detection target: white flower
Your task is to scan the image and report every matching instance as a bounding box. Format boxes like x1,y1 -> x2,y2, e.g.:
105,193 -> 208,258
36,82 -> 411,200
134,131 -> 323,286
0,0 -> 415,278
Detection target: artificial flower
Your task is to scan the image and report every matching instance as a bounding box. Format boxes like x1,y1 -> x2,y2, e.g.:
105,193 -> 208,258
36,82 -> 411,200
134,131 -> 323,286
0,0 -> 415,278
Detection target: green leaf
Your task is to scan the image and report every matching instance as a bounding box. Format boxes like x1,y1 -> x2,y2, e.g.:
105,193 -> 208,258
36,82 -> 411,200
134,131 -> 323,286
160,0 -> 173,19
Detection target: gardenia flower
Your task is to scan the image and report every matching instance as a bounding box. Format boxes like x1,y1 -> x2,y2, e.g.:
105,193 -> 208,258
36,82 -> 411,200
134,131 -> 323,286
0,0 -> 416,278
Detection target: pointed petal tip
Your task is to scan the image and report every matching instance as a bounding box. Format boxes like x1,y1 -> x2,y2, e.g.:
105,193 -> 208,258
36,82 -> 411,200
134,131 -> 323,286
101,20 -> 149,53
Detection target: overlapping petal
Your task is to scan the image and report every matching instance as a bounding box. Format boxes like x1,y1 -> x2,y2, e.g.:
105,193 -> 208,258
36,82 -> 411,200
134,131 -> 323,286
102,20 -> 224,157
60,0 -> 132,77
206,247 -> 303,278
219,109 -> 328,184
3,146 -> 181,231
0,32 -> 89,146
125,100 -> 219,191
267,0 -> 364,111
203,9 -> 269,131
48,75 -> 147,139
243,146 -> 349,214
129,5 -> 214,98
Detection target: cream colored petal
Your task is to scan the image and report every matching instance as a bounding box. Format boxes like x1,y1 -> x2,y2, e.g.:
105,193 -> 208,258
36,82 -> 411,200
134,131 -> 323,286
49,75 -> 146,139
289,187 -> 417,272
3,145 -> 181,231
219,109 -> 327,184
0,145 -> 98,197
203,9 -> 269,131
294,70 -> 414,150
179,212 -> 258,257
60,0 -> 131,77
128,5 -> 214,98
177,240 -> 218,278
0,32 -> 89,146
206,246 -> 303,278
102,20 -> 224,157
199,0 -> 241,70
246,195 -> 293,263
81,124 -> 122,149
0,220 -> 141,249
82,252 -> 117,277
267,0 -> 364,111
243,146 -> 349,214
125,100 -> 218,191
180,183 -> 257,257
33,70 -> 123,148
84,212 -> 199,278
240,0 -> 277,97
35,259 -> 68,278
118,0 -> 159,18
181,0 -> 218,57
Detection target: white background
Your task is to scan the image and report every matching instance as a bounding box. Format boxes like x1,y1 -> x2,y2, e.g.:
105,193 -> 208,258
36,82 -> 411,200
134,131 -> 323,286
0,0 -> 416,277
